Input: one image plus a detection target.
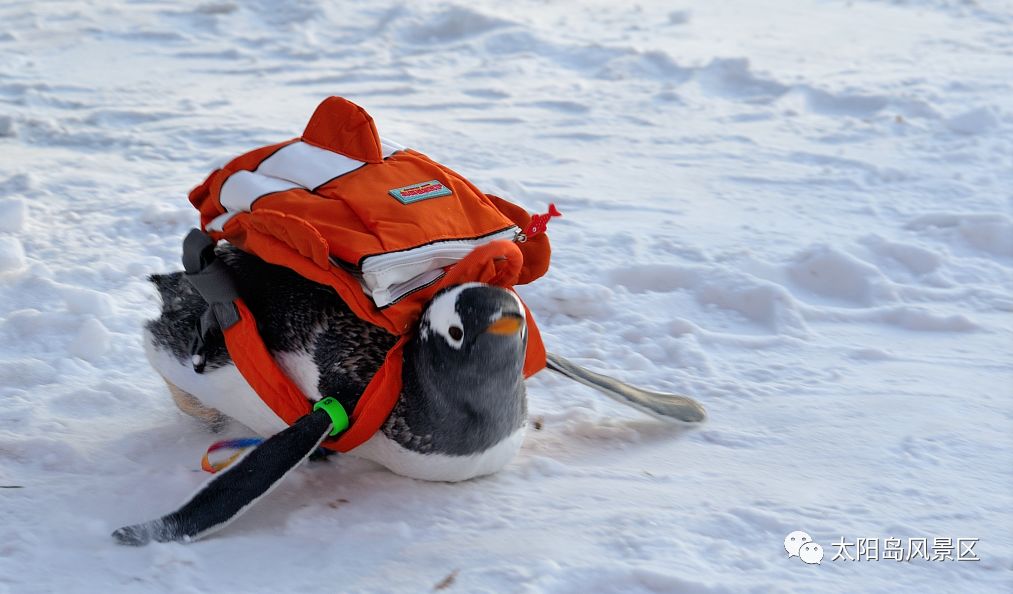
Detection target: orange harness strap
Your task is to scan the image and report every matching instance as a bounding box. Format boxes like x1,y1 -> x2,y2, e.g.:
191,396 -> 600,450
220,302 -> 410,452
189,235 -> 542,453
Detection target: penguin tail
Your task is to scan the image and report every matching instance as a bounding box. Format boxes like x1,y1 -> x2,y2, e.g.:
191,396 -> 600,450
147,272 -> 200,314
148,272 -> 183,303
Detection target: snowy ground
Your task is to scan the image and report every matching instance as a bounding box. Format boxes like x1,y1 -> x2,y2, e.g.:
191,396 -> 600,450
1,0 -> 1011,592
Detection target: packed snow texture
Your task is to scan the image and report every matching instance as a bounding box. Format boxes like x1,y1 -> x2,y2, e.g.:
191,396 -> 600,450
1,1 -> 1011,592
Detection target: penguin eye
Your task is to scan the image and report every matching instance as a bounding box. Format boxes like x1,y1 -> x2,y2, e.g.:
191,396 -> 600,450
448,326 -> 464,341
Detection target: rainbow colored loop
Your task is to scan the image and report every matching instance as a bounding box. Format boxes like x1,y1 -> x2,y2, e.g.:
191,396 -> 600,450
200,438 -> 265,473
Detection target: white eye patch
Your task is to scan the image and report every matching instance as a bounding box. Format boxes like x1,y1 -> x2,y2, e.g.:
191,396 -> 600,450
423,282 -> 484,349
487,290 -> 528,337
493,289 -> 526,321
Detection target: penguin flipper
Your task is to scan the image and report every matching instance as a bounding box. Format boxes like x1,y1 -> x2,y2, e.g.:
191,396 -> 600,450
544,352 -> 706,423
112,410 -> 333,545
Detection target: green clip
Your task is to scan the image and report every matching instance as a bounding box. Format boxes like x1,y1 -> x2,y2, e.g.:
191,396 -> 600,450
313,397 -> 350,437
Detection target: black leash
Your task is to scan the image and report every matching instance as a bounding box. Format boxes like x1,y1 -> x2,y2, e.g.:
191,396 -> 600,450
113,399 -> 347,545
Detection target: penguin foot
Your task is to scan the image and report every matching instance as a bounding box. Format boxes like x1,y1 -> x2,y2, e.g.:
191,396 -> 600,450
163,377 -> 229,432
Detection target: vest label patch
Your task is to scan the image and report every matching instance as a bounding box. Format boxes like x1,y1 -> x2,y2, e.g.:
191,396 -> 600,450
388,180 -> 452,204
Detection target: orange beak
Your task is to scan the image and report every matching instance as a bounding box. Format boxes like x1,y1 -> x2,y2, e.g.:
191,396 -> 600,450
485,314 -> 524,335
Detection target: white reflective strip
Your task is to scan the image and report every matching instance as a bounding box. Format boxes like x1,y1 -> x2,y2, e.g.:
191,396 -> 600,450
380,137 -> 405,156
205,211 -> 238,232
257,141 -> 364,190
209,136 -> 406,235
220,170 -> 302,212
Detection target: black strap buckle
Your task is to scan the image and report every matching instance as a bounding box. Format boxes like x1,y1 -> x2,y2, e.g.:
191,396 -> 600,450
182,229 -> 242,373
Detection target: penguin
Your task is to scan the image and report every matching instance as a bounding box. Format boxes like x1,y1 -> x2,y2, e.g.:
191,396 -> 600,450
143,245 -> 529,484
118,244 -> 705,545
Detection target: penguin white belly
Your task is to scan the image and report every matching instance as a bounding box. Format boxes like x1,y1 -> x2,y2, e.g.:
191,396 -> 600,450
352,427 -> 526,483
144,331 -> 524,482
143,330 -> 290,437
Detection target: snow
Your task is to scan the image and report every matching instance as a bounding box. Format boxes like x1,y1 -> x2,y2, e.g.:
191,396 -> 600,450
0,198 -> 26,234
944,106 -> 1001,136
1,0 -> 1011,592
68,318 -> 112,362
0,236 -> 25,274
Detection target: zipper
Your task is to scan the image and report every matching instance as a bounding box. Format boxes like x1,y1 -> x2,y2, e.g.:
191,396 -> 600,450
359,226 -> 519,293
372,268 -> 446,308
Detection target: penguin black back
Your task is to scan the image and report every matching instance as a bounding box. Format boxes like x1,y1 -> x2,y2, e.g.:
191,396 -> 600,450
146,245 -> 397,415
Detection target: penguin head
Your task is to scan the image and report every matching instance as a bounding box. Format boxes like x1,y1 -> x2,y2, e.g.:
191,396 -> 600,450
402,282 -> 529,456
416,282 -> 527,381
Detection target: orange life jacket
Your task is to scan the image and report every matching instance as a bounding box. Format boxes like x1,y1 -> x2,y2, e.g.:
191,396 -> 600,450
186,97 -> 552,451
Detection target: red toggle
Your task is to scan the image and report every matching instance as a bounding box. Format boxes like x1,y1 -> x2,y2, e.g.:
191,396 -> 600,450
521,203 -> 561,240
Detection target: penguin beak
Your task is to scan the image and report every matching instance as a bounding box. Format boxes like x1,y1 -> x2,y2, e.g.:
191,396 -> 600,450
485,313 -> 524,335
